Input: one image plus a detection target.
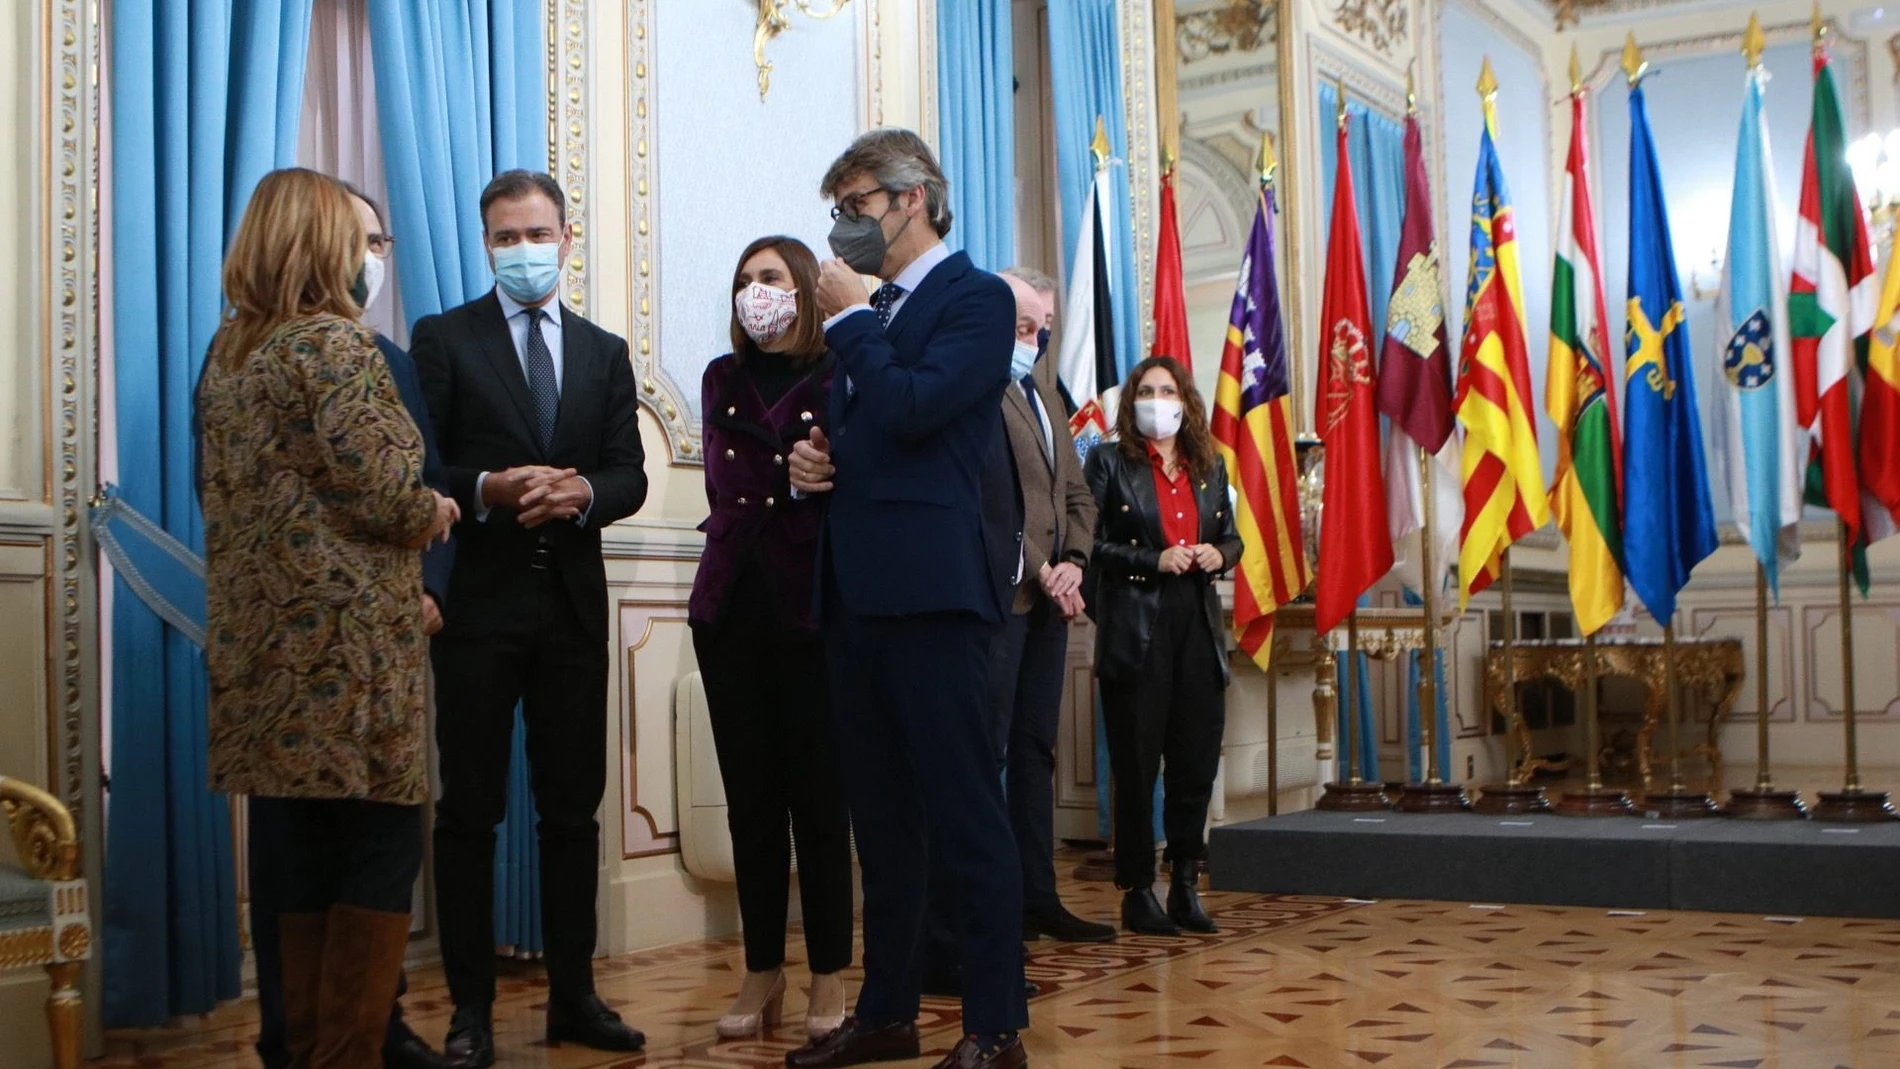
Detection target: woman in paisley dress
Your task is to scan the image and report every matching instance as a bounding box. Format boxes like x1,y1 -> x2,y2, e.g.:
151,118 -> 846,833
196,167 -> 457,1069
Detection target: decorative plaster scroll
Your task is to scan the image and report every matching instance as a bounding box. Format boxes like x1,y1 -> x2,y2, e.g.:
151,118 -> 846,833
1333,0 -> 1409,57
1178,0 -> 1278,65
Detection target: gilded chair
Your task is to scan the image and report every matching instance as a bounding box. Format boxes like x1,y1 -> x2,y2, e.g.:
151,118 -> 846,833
0,776 -> 87,1069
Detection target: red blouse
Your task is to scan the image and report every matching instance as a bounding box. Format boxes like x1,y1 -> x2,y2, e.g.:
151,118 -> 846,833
1146,441 -> 1199,551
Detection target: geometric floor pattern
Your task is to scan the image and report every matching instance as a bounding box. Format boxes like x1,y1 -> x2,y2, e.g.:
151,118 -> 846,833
95,854 -> 1900,1068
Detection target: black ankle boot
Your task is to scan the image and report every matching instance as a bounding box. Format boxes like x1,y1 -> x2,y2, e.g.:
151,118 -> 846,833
1167,860 -> 1217,933
1120,888 -> 1181,935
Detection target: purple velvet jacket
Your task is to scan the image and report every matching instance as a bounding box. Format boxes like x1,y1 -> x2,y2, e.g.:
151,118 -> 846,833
687,352 -> 834,630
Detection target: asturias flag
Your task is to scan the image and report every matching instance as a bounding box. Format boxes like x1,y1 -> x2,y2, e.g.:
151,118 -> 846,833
1547,80 -> 1625,636
1453,63 -> 1548,610
1314,115 -> 1392,636
1213,178 -> 1309,670
1622,73 -> 1717,625
1716,58 -> 1803,595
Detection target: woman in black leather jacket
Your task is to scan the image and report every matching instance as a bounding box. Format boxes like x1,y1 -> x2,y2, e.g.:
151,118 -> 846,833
1084,356 -> 1243,936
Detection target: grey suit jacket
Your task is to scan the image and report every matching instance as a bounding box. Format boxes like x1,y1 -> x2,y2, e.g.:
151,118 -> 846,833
1001,377 -> 1097,614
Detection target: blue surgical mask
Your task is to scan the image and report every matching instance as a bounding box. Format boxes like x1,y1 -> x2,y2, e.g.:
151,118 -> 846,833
491,240 -> 561,303
1010,340 -> 1038,381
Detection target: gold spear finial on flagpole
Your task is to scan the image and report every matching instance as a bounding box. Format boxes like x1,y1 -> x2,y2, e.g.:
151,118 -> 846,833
1090,115 -> 1110,171
1258,131 -> 1277,186
1744,13 -> 1766,68
1406,60 -> 1418,115
1621,33 -> 1649,87
1476,56 -> 1497,99
1569,44 -> 1582,96
1336,74 -> 1349,129
1161,138 -> 1175,175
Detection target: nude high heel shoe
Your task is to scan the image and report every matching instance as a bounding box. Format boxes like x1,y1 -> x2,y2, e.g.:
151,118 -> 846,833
805,971 -> 847,1039
716,968 -> 787,1039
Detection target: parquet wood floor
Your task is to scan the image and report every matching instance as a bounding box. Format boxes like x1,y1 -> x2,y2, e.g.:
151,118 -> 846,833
95,854 -> 1900,1068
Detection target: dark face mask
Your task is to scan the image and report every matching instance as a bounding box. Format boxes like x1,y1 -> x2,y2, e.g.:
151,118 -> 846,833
828,193 -> 911,276
349,264 -> 369,309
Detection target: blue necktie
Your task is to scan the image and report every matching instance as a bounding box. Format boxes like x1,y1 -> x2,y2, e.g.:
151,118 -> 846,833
524,307 -> 558,451
873,283 -> 906,328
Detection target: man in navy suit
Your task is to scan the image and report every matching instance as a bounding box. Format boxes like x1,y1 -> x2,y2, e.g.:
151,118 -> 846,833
784,129 -> 1029,1069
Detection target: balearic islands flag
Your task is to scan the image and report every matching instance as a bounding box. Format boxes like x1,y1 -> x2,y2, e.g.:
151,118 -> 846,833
1212,150 -> 1309,670
1453,60 -> 1548,610
1546,61 -> 1625,636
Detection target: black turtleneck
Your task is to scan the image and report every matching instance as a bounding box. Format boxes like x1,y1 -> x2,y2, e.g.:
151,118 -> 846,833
741,346 -> 811,408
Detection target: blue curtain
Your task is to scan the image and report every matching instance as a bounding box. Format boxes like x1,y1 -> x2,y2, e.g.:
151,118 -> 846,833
106,0 -> 312,1027
369,0 -> 547,953
937,1 -> 1015,271
1049,0 -> 1142,378
1402,638 -> 1453,781
368,0 -> 545,325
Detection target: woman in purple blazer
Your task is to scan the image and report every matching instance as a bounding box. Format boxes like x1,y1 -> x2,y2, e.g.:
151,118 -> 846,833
689,236 -> 852,1041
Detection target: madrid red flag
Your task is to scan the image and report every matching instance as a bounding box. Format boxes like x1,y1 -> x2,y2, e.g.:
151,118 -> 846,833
1151,164 -> 1193,369
1314,117 -> 1393,635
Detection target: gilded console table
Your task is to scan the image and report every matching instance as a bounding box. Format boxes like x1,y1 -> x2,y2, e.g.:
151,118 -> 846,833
1488,637 -> 1744,792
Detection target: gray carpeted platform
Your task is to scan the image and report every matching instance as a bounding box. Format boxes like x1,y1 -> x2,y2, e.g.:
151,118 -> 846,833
1208,809 -> 1900,918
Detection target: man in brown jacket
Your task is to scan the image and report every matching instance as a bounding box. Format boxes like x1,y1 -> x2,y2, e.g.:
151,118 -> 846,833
992,267 -> 1117,945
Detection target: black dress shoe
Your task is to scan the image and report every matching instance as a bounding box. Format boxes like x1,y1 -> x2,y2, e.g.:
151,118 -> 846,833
1121,888 -> 1181,936
1023,906 -> 1117,943
442,1005 -> 495,1069
383,1022 -> 452,1069
930,1034 -> 1028,1069
1167,860 -> 1217,933
787,1017 -> 921,1068
546,993 -> 646,1052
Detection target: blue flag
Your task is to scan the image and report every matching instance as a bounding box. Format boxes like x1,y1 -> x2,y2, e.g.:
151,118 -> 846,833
1623,81 -> 1717,624
1716,66 -> 1803,596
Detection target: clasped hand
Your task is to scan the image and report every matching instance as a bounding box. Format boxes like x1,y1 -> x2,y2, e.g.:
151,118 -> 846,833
1158,544 -> 1224,575
486,465 -> 590,528
1039,561 -> 1086,620
419,491 -> 459,548
788,428 -> 834,494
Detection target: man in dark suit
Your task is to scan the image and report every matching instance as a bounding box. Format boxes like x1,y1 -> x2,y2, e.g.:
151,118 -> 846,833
241,185 -> 455,1069
412,170 -> 648,1067
784,129 -> 1029,1069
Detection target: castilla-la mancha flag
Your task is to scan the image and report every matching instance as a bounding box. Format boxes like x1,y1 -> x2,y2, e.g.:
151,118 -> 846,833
1314,115 -> 1392,636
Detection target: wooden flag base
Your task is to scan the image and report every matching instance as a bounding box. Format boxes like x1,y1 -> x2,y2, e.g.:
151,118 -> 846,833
1315,781 -> 1391,811
1554,786 -> 1634,817
1643,789 -> 1719,819
1472,782 -> 1550,815
1811,788 -> 1899,823
1721,788 -> 1808,820
1392,782 -> 1471,813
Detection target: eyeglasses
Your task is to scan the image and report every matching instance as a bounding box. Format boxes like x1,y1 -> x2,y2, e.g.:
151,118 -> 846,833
367,232 -> 396,256
830,188 -> 896,222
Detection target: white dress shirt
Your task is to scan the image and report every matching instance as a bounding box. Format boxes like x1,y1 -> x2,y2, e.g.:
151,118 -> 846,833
475,287 -> 592,523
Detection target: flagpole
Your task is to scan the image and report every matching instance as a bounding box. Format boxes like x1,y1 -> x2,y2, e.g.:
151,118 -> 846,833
1474,551 -> 1551,813
1724,562 -> 1806,817
1643,621 -> 1716,817
1813,521 -> 1897,820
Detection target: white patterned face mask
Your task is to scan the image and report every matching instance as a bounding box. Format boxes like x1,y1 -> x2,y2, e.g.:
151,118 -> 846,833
735,282 -> 799,347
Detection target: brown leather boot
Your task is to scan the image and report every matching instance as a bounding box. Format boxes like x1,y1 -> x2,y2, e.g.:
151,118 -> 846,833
277,913 -> 329,1069
310,905 -> 411,1069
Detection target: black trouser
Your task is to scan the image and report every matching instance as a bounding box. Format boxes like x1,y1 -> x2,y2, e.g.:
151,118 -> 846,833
691,568 -> 854,975
827,600 -> 1028,1036
248,799 -> 421,1069
921,600 -> 1071,976
1099,575 -> 1226,890
433,567 -> 608,1007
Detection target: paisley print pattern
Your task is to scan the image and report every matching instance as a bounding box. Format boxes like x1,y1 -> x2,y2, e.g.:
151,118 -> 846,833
199,313 -> 437,804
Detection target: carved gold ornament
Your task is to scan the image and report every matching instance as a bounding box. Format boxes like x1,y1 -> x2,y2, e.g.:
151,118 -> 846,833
0,777 -> 80,882
754,0 -> 853,102
1333,0 -> 1408,56
1177,0 -> 1276,64
56,922 -> 90,961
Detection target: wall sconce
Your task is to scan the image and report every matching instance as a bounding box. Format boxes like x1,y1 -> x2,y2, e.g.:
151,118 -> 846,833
754,0 -> 853,102
1849,128 -> 1900,252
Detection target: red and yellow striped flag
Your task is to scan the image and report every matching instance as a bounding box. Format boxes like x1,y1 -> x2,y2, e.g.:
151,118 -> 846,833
1213,157 -> 1309,670
1454,61 -> 1548,609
